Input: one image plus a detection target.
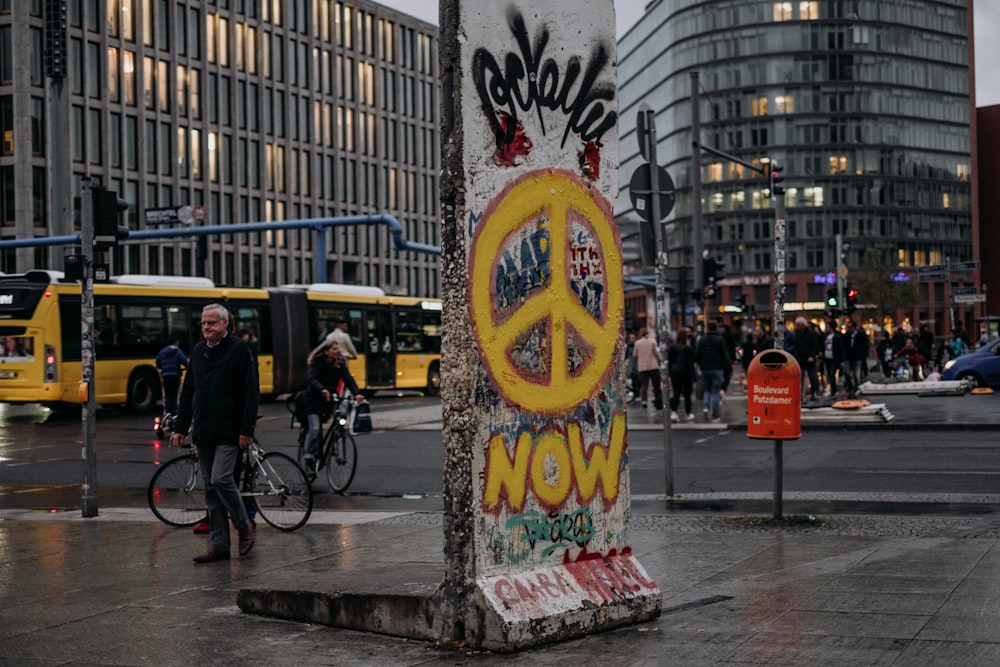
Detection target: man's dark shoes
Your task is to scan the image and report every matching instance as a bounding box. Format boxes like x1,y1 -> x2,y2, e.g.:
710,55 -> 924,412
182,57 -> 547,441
238,525 -> 255,556
193,549 -> 230,564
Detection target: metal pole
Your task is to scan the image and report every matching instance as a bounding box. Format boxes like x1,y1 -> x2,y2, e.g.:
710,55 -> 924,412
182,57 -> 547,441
81,178 -> 98,518
836,232 -> 845,323
690,72 -> 703,331
947,256 -> 955,333
773,439 -> 783,520
642,108 -> 675,498
771,192 -> 787,520
772,193 -> 787,350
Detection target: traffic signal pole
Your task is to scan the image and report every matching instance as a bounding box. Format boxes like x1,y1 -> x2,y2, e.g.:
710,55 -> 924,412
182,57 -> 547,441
80,177 -> 98,518
836,232 -> 845,324
636,105 -> 676,497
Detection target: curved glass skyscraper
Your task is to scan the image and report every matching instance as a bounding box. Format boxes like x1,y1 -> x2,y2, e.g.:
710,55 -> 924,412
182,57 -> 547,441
617,0 -> 974,334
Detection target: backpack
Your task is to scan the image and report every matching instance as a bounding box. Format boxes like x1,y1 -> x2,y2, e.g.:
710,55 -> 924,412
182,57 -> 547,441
288,390 -> 310,428
352,400 -> 373,433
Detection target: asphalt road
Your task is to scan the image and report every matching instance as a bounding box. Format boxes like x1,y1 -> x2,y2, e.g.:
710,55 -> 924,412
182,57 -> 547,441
1,392 -> 999,517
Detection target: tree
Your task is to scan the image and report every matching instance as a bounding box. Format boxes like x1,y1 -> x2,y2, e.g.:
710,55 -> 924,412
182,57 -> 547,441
849,245 -> 919,327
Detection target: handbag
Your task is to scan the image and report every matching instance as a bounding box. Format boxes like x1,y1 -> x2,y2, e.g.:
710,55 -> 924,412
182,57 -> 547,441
352,400 -> 373,433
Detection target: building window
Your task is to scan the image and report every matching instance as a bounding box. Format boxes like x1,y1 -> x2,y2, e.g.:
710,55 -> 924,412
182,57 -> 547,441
30,167 -> 44,225
775,94 -> 794,114
158,60 -> 169,111
123,50 -> 136,105
159,121 -> 171,175
125,115 -> 138,169
191,128 -> 201,178
31,96 -> 44,155
773,2 -> 792,21
190,68 -> 200,120
143,56 -> 155,109
122,0 -> 135,42
208,131 -> 218,182
0,95 -> 10,156
109,112 -> 121,166
177,126 -> 187,177
157,0 -> 170,50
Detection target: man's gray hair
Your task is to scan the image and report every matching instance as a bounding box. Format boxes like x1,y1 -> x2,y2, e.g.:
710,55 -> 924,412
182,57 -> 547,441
203,303 -> 230,324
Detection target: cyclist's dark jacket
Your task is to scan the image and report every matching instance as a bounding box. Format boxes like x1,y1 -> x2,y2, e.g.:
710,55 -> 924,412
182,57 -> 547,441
306,357 -> 360,414
174,333 -> 260,446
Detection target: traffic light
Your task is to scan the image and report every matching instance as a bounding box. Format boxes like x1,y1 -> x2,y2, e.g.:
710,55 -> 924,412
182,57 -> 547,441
737,294 -> 748,315
825,288 -> 839,318
770,161 -> 785,196
846,287 -> 858,315
92,186 -> 130,249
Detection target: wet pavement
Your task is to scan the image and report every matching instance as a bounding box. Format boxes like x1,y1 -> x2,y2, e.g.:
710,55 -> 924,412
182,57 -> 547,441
3,388 -> 1000,664
6,508 -> 1000,665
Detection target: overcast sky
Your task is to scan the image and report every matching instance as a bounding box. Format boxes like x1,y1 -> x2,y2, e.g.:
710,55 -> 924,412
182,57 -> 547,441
376,0 -> 1000,107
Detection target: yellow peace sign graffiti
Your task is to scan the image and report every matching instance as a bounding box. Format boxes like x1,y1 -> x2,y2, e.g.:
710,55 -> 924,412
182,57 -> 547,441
470,169 -> 624,413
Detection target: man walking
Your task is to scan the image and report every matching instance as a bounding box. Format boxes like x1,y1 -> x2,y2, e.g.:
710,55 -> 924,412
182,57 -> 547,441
171,303 -> 260,564
695,320 -> 731,423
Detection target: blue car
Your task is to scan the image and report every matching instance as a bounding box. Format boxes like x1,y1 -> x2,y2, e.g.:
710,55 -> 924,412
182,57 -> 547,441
942,338 -> 1000,388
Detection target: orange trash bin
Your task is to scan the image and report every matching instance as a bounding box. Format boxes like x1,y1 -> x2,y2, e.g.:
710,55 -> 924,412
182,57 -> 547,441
746,349 -> 801,440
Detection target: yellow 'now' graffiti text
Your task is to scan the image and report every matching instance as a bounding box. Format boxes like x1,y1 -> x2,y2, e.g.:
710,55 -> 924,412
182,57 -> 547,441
483,414 -> 626,512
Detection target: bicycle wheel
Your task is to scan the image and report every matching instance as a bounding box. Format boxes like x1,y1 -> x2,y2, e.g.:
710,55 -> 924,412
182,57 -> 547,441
325,429 -> 357,493
147,454 -> 206,527
252,451 -> 313,531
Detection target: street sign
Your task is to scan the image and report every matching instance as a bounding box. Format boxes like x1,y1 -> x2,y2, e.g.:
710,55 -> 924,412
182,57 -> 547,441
917,272 -> 948,282
144,205 -> 205,226
953,293 -> 986,304
953,286 -> 978,295
917,264 -> 947,274
628,163 -> 676,222
950,260 -> 981,273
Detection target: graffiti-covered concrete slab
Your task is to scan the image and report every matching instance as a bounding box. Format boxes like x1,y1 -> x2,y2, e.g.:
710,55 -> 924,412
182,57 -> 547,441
437,0 -> 661,650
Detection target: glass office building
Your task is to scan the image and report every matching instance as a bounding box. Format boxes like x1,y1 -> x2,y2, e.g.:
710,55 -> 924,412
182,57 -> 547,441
617,0 -> 975,333
1,0 -> 440,296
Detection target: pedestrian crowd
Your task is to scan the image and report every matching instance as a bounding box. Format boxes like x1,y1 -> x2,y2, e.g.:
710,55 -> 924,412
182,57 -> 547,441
624,315 -> 984,421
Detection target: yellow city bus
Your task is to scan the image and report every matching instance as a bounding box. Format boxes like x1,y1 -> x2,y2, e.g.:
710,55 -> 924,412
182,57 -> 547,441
0,271 -> 441,410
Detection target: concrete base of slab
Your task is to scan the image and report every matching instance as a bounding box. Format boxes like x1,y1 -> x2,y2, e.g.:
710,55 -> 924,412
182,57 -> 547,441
237,552 -> 662,652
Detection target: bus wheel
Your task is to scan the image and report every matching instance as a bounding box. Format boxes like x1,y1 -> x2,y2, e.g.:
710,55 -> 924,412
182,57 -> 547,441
425,363 -> 441,396
127,369 -> 160,412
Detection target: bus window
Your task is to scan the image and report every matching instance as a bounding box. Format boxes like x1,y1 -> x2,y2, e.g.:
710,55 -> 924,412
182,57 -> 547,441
117,304 -> 166,358
232,305 -> 271,354
395,311 -> 423,351
95,305 -> 118,348
165,306 -> 194,352
421,311 -> 441,354
0,335 -> 34,359
311,305 -> 363,353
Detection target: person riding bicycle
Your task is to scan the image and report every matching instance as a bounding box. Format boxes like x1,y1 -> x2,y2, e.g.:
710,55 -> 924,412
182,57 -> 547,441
303,340 -> 363,476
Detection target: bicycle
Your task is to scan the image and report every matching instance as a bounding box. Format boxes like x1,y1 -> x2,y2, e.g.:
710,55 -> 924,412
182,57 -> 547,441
148,437 -> 313,531
287,391 -> 358,493
154,410 -> 176,440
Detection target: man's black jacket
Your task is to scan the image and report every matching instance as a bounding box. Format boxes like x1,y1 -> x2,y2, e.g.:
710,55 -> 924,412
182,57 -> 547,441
174,334 -> 260,446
